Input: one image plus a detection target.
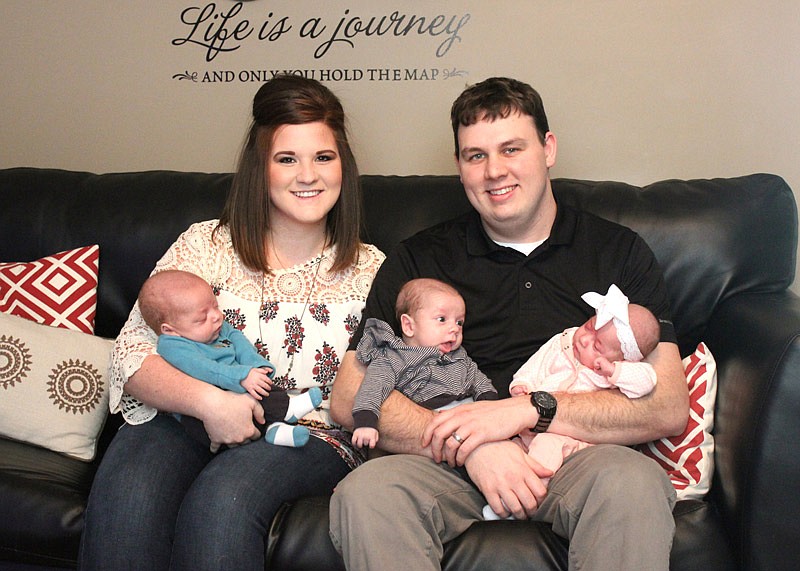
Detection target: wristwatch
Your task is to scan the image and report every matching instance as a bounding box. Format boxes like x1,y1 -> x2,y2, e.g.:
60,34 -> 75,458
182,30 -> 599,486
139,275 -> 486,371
530,391 -> 557,433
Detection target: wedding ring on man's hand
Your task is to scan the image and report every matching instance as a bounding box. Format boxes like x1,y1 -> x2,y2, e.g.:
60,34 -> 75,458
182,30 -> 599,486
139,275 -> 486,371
451,433 -> 464,444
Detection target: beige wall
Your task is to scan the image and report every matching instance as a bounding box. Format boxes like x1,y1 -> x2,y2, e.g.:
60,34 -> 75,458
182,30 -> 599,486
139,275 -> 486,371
3,1 -> 799,290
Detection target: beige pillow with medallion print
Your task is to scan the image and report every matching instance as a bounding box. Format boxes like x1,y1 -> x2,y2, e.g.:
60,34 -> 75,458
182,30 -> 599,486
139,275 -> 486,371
0,312 -> 111,461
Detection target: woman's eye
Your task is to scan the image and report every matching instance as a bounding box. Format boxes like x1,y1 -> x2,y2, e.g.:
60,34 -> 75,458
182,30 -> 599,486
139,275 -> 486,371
316,154 -> 336,162
277,156 -> 296,164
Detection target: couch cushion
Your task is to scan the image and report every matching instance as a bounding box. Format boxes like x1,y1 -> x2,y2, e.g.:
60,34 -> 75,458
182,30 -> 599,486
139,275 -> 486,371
268,496 -> 734,571
0,436 -> 95,567
2,170 -> 794,349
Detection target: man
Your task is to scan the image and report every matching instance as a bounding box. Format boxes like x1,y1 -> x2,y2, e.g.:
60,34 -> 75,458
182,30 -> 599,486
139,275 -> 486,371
329,77 -> 689,570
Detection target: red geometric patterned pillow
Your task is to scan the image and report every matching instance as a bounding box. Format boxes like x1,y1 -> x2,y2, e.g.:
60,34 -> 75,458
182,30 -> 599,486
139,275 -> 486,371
0,245 -> 99,334
638,342 -> 717,500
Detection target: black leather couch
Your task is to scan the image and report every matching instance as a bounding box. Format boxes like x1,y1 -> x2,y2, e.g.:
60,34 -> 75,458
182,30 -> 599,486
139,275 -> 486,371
1,167 -> 799,571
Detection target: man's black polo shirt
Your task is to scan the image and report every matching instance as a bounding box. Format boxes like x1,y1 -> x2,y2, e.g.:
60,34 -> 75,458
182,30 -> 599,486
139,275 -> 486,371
351,202 -> 676,396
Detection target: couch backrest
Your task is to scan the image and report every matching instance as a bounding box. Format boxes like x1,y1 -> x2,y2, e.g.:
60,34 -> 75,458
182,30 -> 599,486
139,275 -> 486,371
555,175 -> 797,355
359,173 -> 797,355
1,168 -> 795,356
0,169 -> 231,338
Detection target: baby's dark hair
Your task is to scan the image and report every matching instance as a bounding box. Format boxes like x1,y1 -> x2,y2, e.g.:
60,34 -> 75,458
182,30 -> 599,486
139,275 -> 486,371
628,304 -> 660,358
138,270 -> 205,333
395,278 -> 462,321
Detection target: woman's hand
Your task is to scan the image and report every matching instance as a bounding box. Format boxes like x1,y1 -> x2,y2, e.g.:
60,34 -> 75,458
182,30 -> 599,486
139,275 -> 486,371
202,391 -> 265,450
421,398 -> 537,466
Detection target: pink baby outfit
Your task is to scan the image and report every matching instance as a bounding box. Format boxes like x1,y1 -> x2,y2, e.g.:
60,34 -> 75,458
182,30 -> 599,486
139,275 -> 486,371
510,327 -> 656,479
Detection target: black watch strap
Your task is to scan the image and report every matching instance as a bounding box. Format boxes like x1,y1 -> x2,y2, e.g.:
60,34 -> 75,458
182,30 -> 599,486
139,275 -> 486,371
533,414 -> 553,433
530,391 -> 557,433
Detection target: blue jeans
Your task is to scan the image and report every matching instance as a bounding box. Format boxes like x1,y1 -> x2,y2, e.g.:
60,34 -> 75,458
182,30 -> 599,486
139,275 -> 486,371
79,414 -> 349,571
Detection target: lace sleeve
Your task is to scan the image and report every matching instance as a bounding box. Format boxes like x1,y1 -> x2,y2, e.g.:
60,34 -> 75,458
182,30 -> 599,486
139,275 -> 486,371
109,220 -> 224,424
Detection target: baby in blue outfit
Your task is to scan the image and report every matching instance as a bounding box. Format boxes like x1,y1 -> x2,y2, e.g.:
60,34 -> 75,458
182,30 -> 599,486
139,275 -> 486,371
138,270 -> 321,450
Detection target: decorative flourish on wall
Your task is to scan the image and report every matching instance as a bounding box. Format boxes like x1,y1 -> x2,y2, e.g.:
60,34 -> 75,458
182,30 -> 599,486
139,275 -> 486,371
443,68 -> 468,79
172,71 -> 199,81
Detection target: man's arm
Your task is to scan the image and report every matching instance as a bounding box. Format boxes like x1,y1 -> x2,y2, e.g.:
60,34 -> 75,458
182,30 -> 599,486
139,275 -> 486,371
331,356 -> 551,519
330,351 -> 434,456
126,354 -> 264,445
417,341 -> 687,519
423,341 -> 688,466
553,341 -> 688,442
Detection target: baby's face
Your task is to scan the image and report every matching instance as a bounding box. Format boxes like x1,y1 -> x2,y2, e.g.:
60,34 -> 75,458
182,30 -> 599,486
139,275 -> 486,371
164,284 -> 225,345
403,291 -> 465,354
572,316 -> 625,368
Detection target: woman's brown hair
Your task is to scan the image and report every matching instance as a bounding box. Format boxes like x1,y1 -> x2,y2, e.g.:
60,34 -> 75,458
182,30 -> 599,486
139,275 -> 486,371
217,74 -> 362,273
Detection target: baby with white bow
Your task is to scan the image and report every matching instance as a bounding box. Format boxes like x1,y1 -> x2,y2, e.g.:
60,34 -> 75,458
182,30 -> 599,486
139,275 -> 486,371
483,284 -> 661,520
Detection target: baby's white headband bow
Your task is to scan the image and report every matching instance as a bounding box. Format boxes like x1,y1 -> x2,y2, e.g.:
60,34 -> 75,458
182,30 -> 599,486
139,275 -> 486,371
581,284 -> 643,362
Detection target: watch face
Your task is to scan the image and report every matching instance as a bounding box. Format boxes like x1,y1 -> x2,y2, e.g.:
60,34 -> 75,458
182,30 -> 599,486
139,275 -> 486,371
534,391 -> 556,410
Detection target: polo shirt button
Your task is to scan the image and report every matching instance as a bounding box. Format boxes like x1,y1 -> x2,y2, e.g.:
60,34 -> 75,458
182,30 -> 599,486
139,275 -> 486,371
525,281 -> 532,289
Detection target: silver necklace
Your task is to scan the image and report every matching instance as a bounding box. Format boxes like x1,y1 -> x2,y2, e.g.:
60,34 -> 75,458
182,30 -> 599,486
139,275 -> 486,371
258,249 -> 324,378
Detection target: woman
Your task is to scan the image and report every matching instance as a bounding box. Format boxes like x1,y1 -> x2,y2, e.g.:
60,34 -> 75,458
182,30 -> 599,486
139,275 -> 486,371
79,75 -> 384,570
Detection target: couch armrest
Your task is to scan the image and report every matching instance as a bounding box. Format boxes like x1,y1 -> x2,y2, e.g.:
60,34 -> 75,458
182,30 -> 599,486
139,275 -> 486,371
704,291 -> 800,571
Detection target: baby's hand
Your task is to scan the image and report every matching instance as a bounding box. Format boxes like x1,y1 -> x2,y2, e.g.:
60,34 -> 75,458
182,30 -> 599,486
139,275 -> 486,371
509,385 -> 530,397
240,368 -> 273,400
352,427 -> 379,449
593,357 -> 616,377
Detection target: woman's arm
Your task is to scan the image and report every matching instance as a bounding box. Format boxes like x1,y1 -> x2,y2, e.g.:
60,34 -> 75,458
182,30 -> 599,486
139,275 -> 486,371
157,335 -> 255,394
127,354 -> 264,445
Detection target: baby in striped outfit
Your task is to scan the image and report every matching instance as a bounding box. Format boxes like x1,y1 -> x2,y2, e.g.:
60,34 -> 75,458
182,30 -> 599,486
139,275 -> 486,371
351,278 -> 497,450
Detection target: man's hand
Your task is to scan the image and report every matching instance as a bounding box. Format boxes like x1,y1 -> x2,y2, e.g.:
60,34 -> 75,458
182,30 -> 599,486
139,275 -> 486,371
466,440 -> 551,520
422,398 -> 536,466
240,368 -> 273,400
202,391 -> 264,450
